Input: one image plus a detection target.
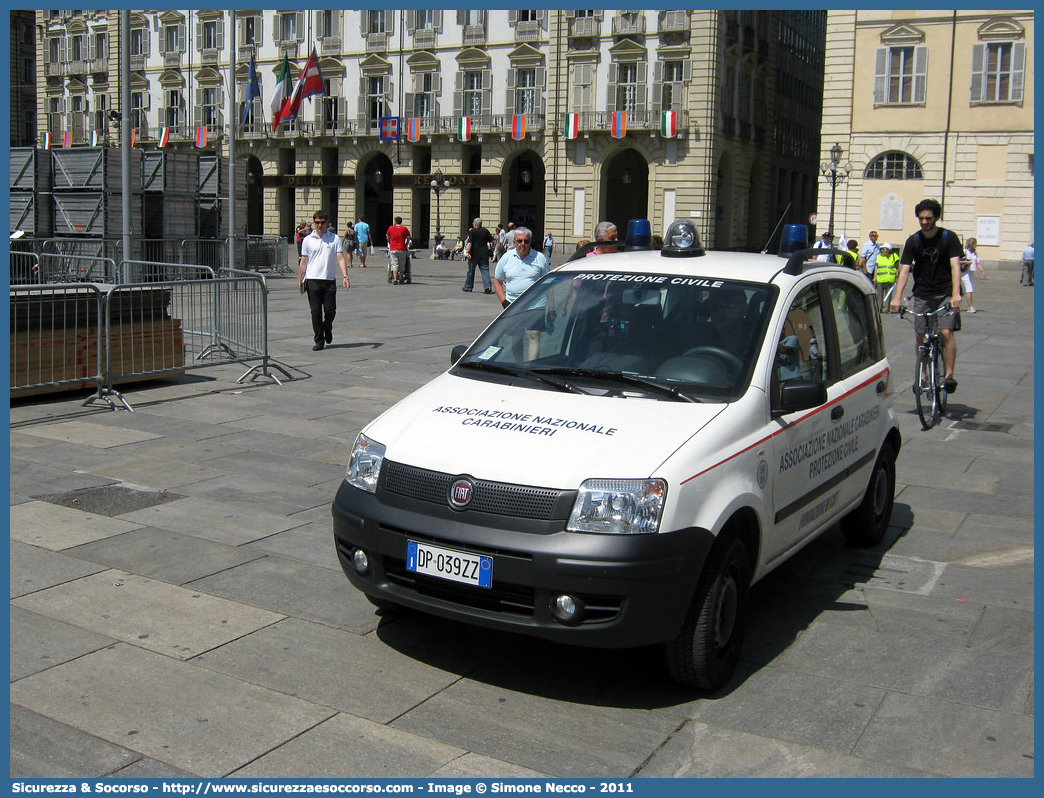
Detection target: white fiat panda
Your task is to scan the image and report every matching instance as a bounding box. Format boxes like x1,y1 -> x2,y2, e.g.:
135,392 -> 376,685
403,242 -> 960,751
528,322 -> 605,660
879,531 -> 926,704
333,220 -> 901,689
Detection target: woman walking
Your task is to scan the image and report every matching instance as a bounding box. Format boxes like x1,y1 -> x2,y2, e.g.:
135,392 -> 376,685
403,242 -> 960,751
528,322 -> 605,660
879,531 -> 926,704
960,237 -> 983,313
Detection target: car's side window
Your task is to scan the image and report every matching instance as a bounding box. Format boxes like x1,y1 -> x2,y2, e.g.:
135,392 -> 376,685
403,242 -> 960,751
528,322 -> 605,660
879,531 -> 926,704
828,281 -> 874,378
778,285 -> 828,383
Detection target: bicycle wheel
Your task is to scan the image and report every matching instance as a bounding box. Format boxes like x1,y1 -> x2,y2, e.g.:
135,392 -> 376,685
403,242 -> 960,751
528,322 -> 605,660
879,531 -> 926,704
934,346 -> 948,416
915,349 -> 939,429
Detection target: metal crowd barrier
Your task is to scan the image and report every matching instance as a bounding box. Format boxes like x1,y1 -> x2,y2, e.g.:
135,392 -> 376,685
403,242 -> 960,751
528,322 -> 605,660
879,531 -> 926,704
10,284 -> 107,397
38,253 -> 118,284
10,271 -> 290,411
10,252 -> 41,285
119,259 -> 216,283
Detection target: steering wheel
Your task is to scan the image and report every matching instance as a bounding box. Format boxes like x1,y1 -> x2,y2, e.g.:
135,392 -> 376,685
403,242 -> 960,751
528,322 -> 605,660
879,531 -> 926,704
681,346 -> 744,371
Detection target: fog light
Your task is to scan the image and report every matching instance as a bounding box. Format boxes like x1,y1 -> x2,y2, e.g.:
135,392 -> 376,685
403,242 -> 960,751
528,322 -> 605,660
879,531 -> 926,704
352,549 -> 370,575
553,594 -> 586,624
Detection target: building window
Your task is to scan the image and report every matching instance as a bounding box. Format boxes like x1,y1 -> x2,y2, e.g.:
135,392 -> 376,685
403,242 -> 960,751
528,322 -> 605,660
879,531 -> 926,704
279,12 -> 298,42
369,11 -> 387,35
572,62 -> 594,113
164,89 -> 183,128
199,86 -> 221,126
617,62 -> 638,112
162,24 -> 183,54
367,76 -> 387,122
661,60 -> 685,109
48,38 -> 62,63
864,151 -> 923,180
243,16 -> 258,45
70,34 -> 84,61
463,70 -> 483,116
200,20 -> 219,50
874,45 -> 927,105
317,10 -> 334,39
518,10 -> 538,23
971,41 -> 1026,103
131,91 -> 146,129
130,28 -> 147,57
94,32 -> 107,61
463,10 -> 483,26
515,68 -> 537,115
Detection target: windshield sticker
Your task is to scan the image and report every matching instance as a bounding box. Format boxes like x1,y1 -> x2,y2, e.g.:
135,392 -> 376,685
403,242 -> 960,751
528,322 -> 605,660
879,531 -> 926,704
432,405 -> 617,438
476,346 -> 501,361
573,273 -> 725,288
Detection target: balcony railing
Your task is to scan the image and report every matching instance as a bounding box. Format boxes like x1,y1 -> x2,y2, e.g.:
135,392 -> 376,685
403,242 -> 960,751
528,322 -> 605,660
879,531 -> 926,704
365,32 -> 389,52
462,24 -> 486,46
200,48 -> 220,66
412,28 -> 436,48
514,21 -> 541,42
320,36 -> 341,55
570,16 -> 599,37
613,14 -> 646,37
659,11 -> 688,33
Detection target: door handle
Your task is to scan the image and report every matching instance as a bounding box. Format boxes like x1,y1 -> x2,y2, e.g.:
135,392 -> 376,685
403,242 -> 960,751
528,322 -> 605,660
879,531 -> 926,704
831,405 -> 845,421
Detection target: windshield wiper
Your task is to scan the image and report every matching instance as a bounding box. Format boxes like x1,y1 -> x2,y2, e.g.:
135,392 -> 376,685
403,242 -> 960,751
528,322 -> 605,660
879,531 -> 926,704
456,360 -> 585,394
530,367 -> 700,403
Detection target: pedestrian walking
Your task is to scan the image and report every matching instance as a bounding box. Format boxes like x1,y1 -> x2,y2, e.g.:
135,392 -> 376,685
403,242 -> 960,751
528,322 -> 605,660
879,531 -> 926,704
873,243 -> 899,311
354,217 -> 370,267
342,221 -> 358,268
386,216 -> 411,285
543,231 -> 555,261
462,218 -> 495,294
960,237 -> 982,312
298,210 -> 350,351
1021,241 -> 1034,286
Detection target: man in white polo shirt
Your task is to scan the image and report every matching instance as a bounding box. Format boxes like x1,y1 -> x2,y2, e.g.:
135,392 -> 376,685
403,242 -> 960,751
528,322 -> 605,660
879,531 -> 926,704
298,210 -> 350,351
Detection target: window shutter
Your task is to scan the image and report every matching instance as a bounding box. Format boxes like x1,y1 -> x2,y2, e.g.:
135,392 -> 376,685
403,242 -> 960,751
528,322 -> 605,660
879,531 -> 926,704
453,71 -> 463,116
482,68 -> 492,115
60,37 -> 68,62
607,62 -> 619,108
457,10 -> 467,26
636,61 -> 648,113
295,12 -> 304,40
433,73 -> 443,95
683,59 -> 692,82
405,92 -> 416,116
565,10 -> 576,19
538,10 -> 547,30
178,24 -> 185,52
88,34 -> 96,60
873,47 -> 887,104
387,13 -> 394,37
434,10 -> 443,32
506,68 -> 516,115
652,61 -> 663,112
1011,41 -> 1026,102
406,10 -> 416,32
912,45 -> 927,103
195,87 -> 203,124
508,10 -> 518,25
195,19 -> 202,47
536,66 -> 546,115
215,19 -> 224,49
968,43 -> 984,102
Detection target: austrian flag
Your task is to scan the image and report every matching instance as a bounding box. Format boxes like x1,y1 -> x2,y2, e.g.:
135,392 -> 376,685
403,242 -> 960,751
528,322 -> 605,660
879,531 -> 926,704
660,110 -> 678,138
564,113 -> 580,140
457,116 -> 472,142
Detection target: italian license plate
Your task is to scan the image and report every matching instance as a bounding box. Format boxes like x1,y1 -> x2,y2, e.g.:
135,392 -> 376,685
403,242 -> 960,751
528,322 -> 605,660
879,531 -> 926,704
406,540 -> 493,589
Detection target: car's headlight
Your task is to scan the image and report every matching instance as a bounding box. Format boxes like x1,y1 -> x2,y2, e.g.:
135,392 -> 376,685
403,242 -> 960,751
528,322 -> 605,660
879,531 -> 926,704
567,478 -> 667,534
344,434 -> 386,493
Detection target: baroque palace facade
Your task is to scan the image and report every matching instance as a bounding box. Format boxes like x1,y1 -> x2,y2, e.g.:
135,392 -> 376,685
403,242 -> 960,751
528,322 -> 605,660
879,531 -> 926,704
818,10 -> 1034,261
34,9 -> 827,250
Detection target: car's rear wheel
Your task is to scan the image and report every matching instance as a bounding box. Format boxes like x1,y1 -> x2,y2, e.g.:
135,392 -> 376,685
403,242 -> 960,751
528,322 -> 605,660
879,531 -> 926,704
664,535 -> 751,689
840,443 -> 896,546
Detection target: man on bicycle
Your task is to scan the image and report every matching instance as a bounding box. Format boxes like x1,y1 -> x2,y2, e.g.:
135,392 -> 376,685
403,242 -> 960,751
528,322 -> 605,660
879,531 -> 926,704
889,198 -> 963,393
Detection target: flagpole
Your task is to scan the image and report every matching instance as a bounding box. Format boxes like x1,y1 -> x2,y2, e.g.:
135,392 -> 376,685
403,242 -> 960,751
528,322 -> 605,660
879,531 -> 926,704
120,9 -> 132,277
228,13 -> 237,270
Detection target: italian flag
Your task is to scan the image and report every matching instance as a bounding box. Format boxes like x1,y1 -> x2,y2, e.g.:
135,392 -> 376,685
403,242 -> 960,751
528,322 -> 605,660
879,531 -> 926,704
270,54 -> 292,132
660,110 -> 678,138
564,113 -> 580,140
89,129 -> 100,146
457,116 -> 471,142
41,131 -> 52,149
158,127 -> 171,148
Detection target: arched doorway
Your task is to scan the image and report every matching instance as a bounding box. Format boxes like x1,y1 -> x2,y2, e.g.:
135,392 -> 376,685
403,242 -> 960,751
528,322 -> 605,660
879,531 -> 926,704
502,152 -> 545,236
360,153 -> 394,246
602,150 -> 649,237
245,155 -> 263,236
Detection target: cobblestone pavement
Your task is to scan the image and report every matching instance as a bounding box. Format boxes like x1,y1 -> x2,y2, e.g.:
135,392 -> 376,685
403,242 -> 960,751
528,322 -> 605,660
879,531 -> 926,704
9,251 -> 1033,778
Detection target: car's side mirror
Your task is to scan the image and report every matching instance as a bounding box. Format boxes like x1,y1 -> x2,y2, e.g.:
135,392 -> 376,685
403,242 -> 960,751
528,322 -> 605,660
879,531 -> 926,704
774,379 -> 828,415
451,344 -> 469,364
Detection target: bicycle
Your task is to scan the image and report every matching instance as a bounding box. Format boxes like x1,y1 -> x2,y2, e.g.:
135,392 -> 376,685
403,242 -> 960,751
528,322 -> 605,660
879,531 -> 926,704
897,302 -> 953,429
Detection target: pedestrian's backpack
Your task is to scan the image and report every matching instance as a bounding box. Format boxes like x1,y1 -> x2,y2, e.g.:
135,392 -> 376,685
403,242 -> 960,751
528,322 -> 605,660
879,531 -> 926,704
906,228 -> 954,265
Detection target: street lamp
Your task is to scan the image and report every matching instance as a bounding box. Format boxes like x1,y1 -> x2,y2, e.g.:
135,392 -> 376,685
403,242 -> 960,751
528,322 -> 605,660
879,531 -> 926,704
820,143 -> 852,237
429,168 -> 451,246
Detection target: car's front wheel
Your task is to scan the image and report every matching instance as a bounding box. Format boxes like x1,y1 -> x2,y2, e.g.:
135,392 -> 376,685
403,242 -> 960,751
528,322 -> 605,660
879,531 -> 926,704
664,535 -> 751,690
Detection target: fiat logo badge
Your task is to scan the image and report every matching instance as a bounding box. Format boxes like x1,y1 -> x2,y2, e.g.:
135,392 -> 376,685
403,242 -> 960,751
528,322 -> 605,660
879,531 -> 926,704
449,478 -> 474,509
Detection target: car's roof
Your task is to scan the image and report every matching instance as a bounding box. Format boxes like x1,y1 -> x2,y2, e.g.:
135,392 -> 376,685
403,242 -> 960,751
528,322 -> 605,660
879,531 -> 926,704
555,249 -> 870,291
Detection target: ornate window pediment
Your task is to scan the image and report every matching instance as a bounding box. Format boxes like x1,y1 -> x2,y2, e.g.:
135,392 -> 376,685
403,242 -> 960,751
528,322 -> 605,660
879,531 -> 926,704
880,24 -> 925,45
977,17 -> 1024,40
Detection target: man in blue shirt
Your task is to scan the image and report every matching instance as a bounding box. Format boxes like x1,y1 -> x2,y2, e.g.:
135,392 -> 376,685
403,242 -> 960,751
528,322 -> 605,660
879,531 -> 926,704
353,216 -> 371,268
859,230 -> 881,277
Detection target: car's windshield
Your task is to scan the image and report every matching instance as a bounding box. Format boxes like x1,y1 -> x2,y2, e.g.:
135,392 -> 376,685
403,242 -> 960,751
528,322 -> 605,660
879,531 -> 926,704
456,271 -> 774,400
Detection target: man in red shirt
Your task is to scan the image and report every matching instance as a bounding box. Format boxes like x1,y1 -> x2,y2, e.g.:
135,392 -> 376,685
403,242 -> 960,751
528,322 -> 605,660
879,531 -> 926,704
386,216 -> 411,285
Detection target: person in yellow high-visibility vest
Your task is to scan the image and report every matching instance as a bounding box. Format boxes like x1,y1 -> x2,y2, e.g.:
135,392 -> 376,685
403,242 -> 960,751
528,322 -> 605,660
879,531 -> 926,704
873,243 -> 900,312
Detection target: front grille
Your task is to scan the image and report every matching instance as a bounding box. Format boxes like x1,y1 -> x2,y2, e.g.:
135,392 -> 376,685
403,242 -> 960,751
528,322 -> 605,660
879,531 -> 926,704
383,460 -> 565,519
384,556 -> 537,616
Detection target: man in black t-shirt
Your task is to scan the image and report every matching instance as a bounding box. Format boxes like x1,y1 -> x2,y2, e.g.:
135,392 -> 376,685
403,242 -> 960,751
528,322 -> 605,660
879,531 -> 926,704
890,198 -> 964,393
462,218 -> 496,294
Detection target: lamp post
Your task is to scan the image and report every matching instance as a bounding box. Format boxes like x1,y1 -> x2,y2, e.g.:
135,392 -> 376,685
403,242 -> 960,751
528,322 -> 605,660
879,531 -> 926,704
819,143 -> 852,237
429,169 -> 451,247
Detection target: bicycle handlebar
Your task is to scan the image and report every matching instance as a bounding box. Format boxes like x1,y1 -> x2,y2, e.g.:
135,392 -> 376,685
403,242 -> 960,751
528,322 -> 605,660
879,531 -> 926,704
897,303 -> 952,321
